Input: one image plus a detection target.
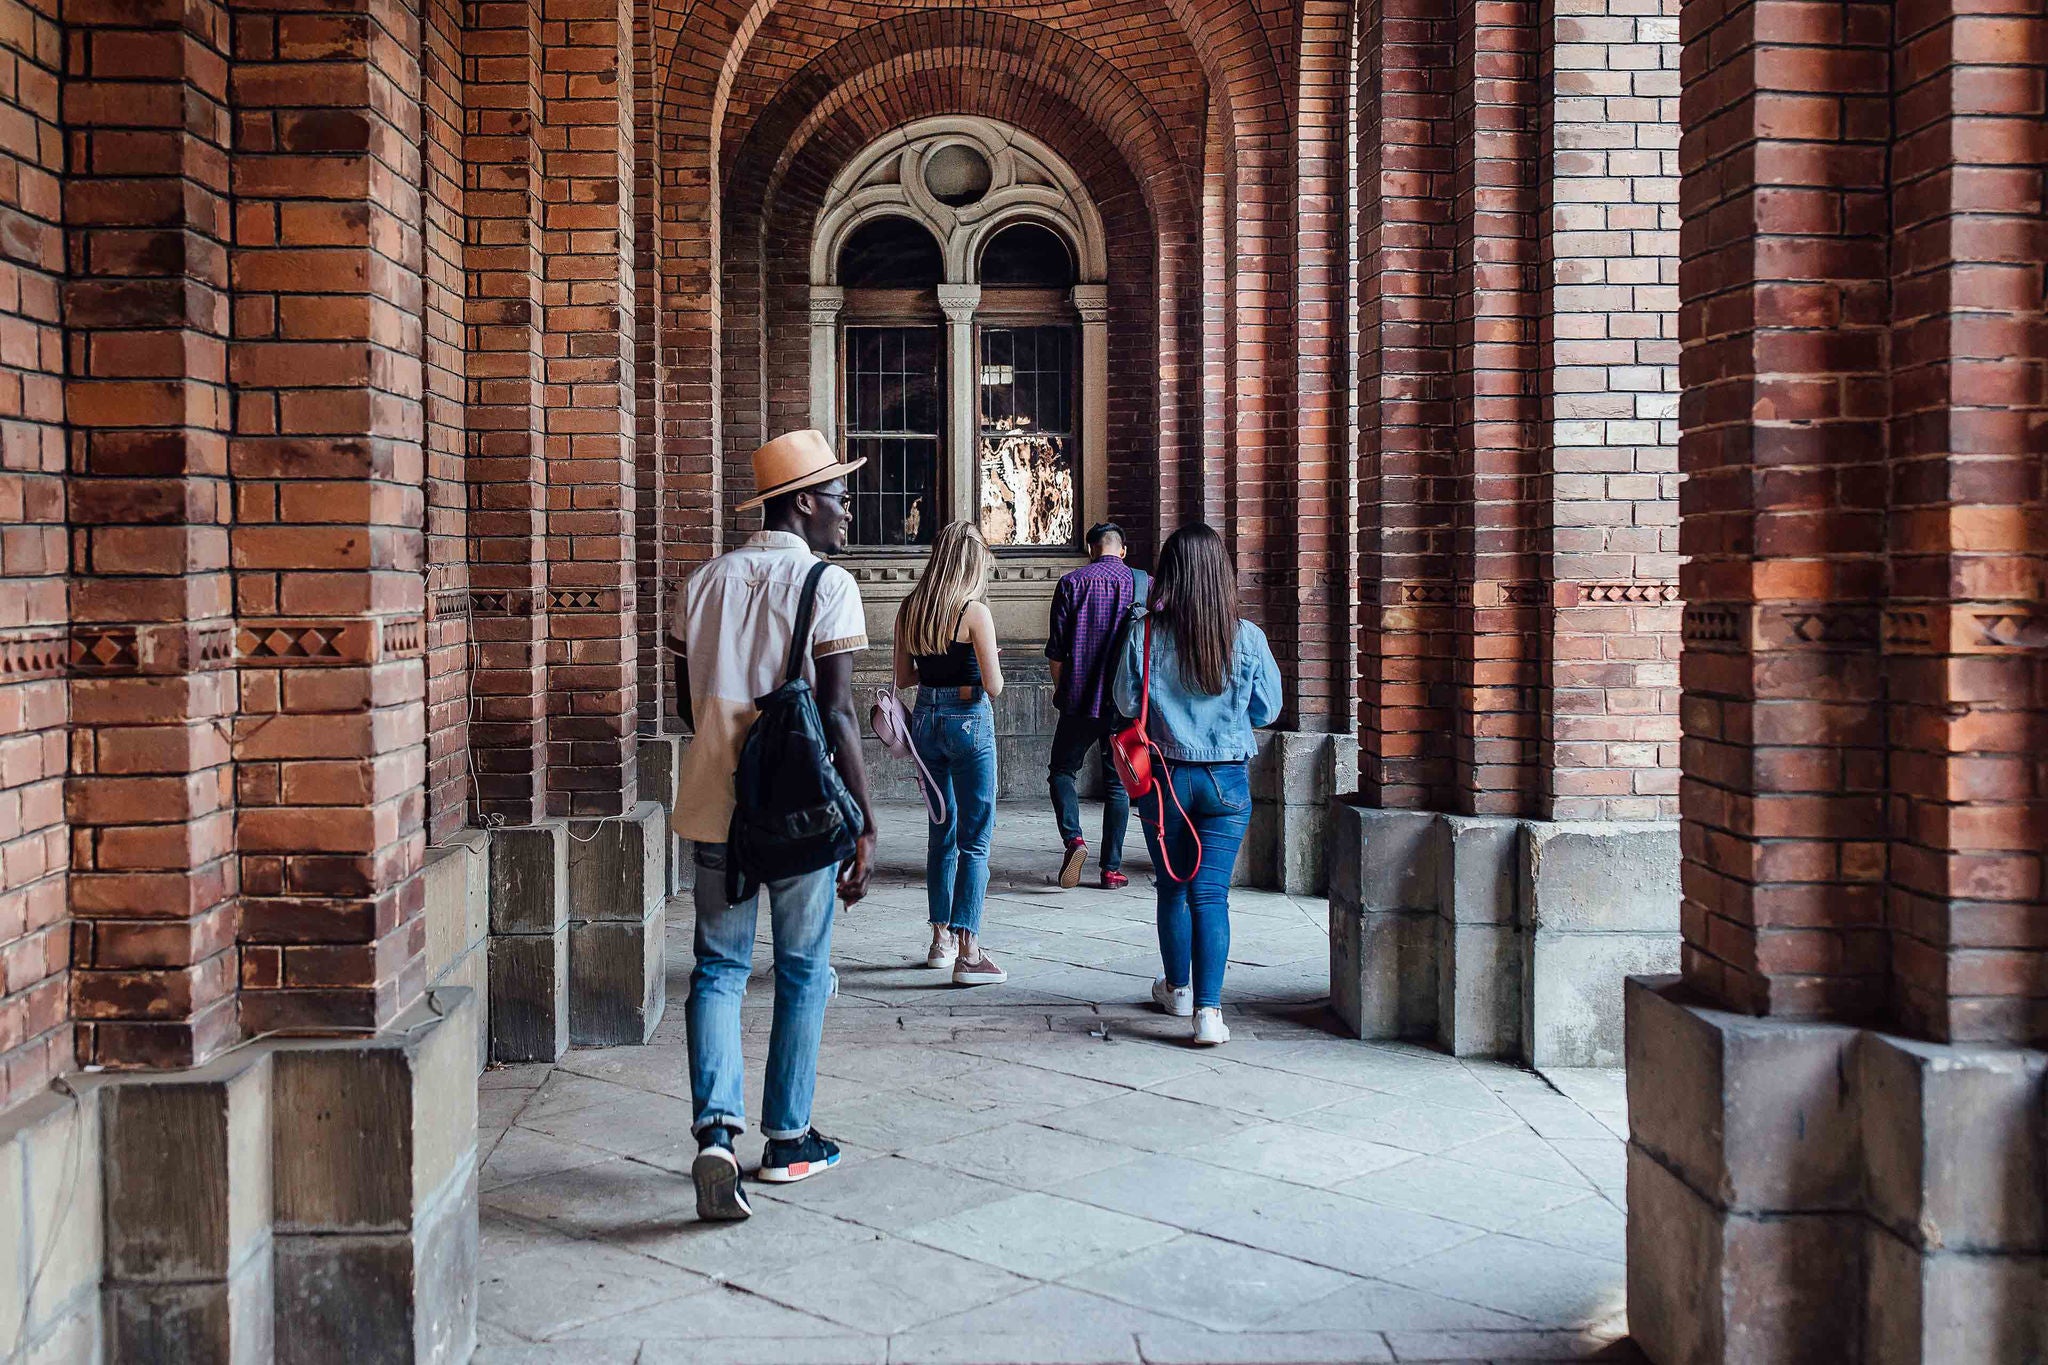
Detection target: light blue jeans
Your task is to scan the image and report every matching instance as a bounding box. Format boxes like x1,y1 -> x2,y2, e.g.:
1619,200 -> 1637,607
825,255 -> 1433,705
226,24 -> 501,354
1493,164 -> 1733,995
912,690 -> 996,935
686,842 -> 836,1139
1141,760 -> 1252,1009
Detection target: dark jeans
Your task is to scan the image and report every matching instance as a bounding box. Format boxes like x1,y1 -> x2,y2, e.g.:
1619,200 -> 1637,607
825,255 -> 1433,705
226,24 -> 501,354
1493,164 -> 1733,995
1140,761 -> 1252,1009
1047,709 -> 1130,870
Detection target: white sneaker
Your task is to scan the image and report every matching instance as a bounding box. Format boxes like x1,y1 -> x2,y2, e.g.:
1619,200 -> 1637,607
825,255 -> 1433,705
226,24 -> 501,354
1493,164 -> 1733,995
1193,1007 -> 1230,1046
1150,977 -> 1192,1017
927,931 -> 957,969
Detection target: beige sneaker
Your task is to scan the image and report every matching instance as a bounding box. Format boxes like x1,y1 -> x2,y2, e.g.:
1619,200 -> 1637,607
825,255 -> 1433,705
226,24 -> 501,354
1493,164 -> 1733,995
953,950 -> 1008,986
927,929 -> 958,969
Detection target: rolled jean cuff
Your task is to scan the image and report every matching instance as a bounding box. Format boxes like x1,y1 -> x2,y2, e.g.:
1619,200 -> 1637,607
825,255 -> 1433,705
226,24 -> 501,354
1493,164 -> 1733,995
762,1123 -> 810,1141
692,1113 -> 747,1136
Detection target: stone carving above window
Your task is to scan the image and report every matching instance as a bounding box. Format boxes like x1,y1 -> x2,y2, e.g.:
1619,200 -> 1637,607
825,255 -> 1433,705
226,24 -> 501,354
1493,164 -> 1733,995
810,117 -> 1108,288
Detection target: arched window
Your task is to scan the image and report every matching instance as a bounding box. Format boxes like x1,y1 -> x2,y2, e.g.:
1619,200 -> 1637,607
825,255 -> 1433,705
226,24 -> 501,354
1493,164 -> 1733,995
810,119 -> 1110,554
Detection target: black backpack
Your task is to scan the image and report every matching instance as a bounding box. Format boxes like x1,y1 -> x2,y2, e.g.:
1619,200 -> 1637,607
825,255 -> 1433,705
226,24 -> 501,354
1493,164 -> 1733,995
726,560 -> 865,902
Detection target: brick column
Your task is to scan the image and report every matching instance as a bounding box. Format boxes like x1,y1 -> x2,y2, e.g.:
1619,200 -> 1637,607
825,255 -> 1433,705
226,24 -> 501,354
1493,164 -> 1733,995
1450,0 -> 1540,814
465,0 -> 550,825
1354,0 -> 1457,808
1673,0 -> 1890,1020
540,0 -> 637,817
1538,0 -> 1682,824
65,0 -> 240,1069
228,0 -> 430,1033
1883,0 -> 2048,1045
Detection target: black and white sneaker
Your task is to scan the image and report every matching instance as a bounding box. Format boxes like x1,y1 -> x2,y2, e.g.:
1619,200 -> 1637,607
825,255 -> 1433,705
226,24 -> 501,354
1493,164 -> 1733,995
757,1128 -> 842,1184
692,1125 -> 752,1221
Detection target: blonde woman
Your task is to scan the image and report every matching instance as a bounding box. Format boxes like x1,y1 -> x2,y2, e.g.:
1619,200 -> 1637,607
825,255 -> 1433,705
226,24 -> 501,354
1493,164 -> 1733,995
894,521 -> 1007,984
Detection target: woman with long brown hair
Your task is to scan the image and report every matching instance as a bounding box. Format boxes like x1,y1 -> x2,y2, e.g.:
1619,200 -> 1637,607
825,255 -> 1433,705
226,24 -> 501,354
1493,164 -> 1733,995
1111,523 -> 1281,1044
894,521 -> 1008,984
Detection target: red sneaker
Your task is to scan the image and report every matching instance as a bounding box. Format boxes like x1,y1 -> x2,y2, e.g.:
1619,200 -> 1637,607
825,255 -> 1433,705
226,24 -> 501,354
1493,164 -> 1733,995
1101,869 -> 1129,891
1058,838 -> 1087,889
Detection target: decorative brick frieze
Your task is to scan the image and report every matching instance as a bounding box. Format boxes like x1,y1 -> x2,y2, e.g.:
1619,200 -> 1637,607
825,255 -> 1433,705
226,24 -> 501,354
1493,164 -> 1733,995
0,632 -> 63,682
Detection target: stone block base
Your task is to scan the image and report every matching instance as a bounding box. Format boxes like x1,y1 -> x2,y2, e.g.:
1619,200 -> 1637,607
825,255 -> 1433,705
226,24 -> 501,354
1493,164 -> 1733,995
637,734 -> 686,898
422,830 -> 489,1072
1243,732 -> 1358,894
18,988 -> 480,1364
488,821 -> 569,1062
1327,800 -> 1678,1064
566,801 -> 669,1046
1627,976 -> 2048,1365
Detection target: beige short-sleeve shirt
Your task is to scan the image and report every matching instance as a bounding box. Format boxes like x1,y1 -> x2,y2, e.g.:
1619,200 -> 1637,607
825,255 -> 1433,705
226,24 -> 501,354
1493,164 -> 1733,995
670,530 -> 868,843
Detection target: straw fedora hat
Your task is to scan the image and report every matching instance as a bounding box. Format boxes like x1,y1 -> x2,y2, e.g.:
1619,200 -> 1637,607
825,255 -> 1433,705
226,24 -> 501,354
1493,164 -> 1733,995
736,429 -> 866,511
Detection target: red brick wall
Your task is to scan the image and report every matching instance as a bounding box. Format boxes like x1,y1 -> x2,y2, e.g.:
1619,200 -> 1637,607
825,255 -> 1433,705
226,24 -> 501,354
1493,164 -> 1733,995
0,0 -> 64,1104
1677,0 -> 2048,1042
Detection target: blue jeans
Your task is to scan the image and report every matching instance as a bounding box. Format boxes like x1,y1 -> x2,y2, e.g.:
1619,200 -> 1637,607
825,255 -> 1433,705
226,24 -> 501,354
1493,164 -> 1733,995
1048,709 -> 1130,870
912,691 -> 996,935
1140,761 -> 1252,1009
686,842 -> 836,1139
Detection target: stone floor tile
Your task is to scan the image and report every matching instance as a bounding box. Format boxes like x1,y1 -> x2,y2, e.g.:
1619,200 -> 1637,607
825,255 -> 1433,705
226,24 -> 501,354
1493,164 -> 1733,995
478,1222 -> 711,1341
1133,1328 -> 1395,1364
817,1085 -> 1040,1153
1039,1090 -> 1258,1153
949,1035 -> 1218,1090
1051,1153 -> 1304,1233
1334,1158 -> 1588,1233
479,1127 -> 618,1194
556,1045 -> 694,1100
1438,1130 -> 1595,1188
903,1190 -> 1179,1279
732,1235 -> 1032,1335
639,1338 -> 889,1365
555,1282 -> 853,1340
482,1155 -> 699,1240
1148,1062 -> 1363,1121
610,1198 -> 883,1277
911,1055 -> 1126,1121
474,1342 -> 643,1364
1202,1186 -> 1482,1279
886,1325 -> 1140,1364
1546,1138 -> 1627,1197
480,1087 -> 534,1131
1380,1326 -> 1630,1361
1494,1093 -> 1617,1142
904,1121 -> 1141,1191
817,1043 -> 980,1088
518,1071 -> 643,1123
1069,1233 -> 1352,1331
898,1284 -> 1194,1342
749,1153 -> 1017,1233
1281,1279 -> 1535,1332
1499,1195 -> 1626,1265
480,1062 -> 554,1090
1379,1234 -> 1628,1326
1290,1092 -> 1525,1155
1182,1122 -> 1417,1187
517,1091 -> 700,1158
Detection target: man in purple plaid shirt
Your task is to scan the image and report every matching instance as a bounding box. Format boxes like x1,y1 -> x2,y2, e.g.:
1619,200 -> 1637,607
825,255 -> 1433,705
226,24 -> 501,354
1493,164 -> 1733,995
1045,523 -> 1149,890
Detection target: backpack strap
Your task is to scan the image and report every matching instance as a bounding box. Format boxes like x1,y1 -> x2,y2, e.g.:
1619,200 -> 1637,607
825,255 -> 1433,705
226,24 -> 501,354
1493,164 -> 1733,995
784,559 -> 831,684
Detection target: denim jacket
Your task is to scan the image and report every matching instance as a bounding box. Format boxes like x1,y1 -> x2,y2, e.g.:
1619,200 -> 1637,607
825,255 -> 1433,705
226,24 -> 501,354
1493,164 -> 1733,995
1111,612 -> 1282,763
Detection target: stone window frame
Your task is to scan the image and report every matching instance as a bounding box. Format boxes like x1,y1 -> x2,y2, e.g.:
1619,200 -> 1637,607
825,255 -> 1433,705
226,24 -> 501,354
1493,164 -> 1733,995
809,116 -> 1111,553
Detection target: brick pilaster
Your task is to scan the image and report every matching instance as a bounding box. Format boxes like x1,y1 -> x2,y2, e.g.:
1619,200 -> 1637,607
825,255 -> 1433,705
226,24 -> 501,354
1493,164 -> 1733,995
1450,0 -> 1541,815
465,0 -> 549,825
64,0 -> 240,1069
1676,0 -> 1891,1019
1538,0 -> 1682,822
540,0 -> 636,816
228,0 -> 429,1032
1884,0 -> 2048,1044
1355,0 -> 1457,807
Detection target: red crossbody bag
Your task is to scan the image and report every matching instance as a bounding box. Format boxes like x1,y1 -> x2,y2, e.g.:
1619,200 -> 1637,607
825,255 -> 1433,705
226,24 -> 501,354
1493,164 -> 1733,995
1109,612 -> 1202,882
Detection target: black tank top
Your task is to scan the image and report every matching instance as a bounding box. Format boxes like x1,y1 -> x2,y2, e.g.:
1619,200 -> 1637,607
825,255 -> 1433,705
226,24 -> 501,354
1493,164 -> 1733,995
914,604 -> 984,688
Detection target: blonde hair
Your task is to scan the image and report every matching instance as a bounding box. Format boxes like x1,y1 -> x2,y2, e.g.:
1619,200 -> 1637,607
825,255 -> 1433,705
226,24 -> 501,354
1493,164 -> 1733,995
899,521 -> 993,656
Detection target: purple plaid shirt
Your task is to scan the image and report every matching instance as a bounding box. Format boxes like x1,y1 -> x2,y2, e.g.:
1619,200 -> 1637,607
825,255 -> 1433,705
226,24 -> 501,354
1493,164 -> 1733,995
1045,557 -> 1144,717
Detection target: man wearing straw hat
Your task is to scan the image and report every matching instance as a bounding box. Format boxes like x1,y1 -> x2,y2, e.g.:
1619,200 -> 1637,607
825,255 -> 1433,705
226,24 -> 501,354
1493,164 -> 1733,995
669,429 -> 877,1221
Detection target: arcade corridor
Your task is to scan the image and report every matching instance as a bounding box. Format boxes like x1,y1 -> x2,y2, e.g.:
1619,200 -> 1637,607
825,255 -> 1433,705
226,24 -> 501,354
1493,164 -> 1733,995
473,807 -> 1631,1363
